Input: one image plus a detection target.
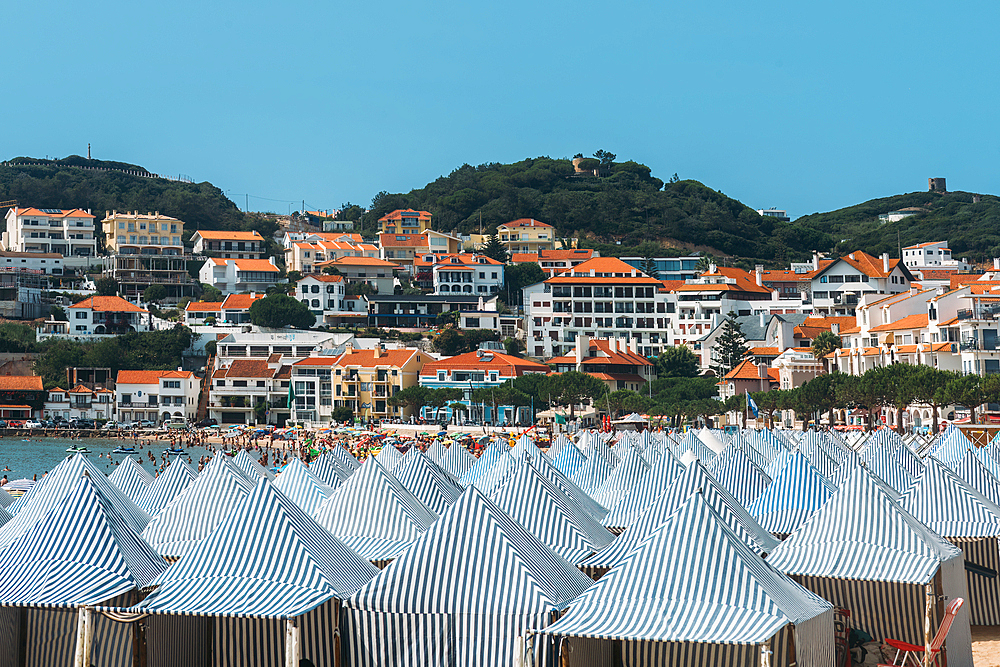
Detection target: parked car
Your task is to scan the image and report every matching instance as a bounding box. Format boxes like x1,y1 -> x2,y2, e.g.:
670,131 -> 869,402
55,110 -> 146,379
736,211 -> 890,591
194,417 -> 218,428
7,420 -> 24,428
102,420 -> 122,430
40,420 -> 57,429
139,420 -> 157,428
70,419 -> 96,429
0,420 -> 8,428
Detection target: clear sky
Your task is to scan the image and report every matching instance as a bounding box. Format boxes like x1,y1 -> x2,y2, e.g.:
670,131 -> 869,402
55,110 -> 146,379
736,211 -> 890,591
5,0 -> 999,220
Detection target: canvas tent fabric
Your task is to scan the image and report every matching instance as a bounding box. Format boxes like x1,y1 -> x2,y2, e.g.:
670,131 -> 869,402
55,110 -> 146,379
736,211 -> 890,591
231,448 -> 276,481
342,486 -> 593,667
374,443 -> 404,471
552,441 -> 588,479
308,452 -> 352,487
0,487 -> 13,508
955,450 -> 1000,509
899,456 -> 1000,540
601,453 -> 683,531
392,449 -> 464,515
569,445 -> 616,498
590,447 -> 651,511
424,439 -> 448,464
136,458 -> 197,517
107,456 -> 154,505
457,440 -> 509,487
273,457 -> 337,516
706,444 -> 772,508
438,441 -> 477,479
538,492 -> 835,667
313,457 -> 438,563
327,443 -> 361,471
747,451 -> 835,537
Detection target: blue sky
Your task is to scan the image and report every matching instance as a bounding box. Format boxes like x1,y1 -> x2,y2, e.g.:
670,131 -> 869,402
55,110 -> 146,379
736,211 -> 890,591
5,0 -> 999,220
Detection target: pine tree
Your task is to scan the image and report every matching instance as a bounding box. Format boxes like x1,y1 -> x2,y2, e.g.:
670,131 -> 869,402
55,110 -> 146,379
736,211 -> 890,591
639,256 -> 659,279
479,234 -> 509,263
711,310 -> 749,377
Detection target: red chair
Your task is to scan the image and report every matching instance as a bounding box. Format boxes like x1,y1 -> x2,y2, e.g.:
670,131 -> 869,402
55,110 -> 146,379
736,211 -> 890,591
878,597 -> 964,667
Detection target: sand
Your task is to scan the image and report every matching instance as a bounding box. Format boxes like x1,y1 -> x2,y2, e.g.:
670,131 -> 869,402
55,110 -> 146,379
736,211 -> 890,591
974,626 -> 1000,667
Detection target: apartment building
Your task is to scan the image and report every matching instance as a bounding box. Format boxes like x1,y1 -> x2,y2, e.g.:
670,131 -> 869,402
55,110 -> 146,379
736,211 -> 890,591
619,256 -> 701,281
296,274 -> 367,326
497,218 -> 555,254
411,253 -> 504,295
43,385 -> 114,421
546,337 -> 656,393
806,251 -> 914,315
0,251 -> 62,275
378,209 -> 432,234
523,256 -> 671,359
284,239 -> 378,274
40,296 -> 151,339
103,211 -> 184,255
191,230 -> 268,259
378,231 -> 462,274
511,249 -> 598,278
108,253 -> 197,302
289,345 -> 431,423
418,349 -> 550,424
278,231 -> 363,249
199,257 -> 280,294
314,256 -> 398,294
210,358 -> 292,425
367,294 -> 496,328
4,207 -> 97,264
116,369 -> 199,423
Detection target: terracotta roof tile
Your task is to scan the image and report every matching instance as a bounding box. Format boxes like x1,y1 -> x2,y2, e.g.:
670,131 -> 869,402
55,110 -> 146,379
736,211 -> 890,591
194,230 -> 264,241
869,313 -> 929,332
0,376 -> 43,391
499,218 -> 553,229
185,301 -> 223,312
420,351 -> 549,377
116,370 -> 193,384
69,296 -> 147,313
221,293 -> 265,310
223,360 -> 273,378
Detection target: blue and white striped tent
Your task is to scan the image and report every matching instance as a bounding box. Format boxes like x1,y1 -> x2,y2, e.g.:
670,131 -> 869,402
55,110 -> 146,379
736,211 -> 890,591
438,441 -> 476,479
747,451 -> 835,537
955,449 -> 1000,510
458,440 -> 509,487
375,442 -> 404,471
552,440 -> 587,479
591,446 -> 651,511
327,443 -> 361,472
141,453 -> 256,560
488,459 -> 615,564
115,479 -> 379,667
742,429 -> 785,462
232,448 -> 276,481
106,456 -> 154,505
974,446 -> 1000,482
601,452 -> 682,532
274,457 -> 338,515
569,445 -> 616,498
766,466 -> 973,657
671,431 -> 716,464
0,475 -> 167,667
795,435 -> 838,480
583,461 -> 779,575
392,449 -> 464,514
424,438 -> 448,464
927,425 -> 975,467
0,454 -> 150,550
728,432 -> 770,470
862,444 -> 916,496
538,492 -> 835,667
136,458 -> 197,517
546,433 -> 571,459
341,485 -> 594,667
0,506 -> 10,529
313,457 -> 438,564
0,487 -> 13,509
308,451 -> 352,487
706,443 -> 772,508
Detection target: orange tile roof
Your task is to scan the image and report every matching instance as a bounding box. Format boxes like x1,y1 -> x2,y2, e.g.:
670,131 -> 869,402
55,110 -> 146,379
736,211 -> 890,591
221,360 -> 274,378
413,253 -> 504,268
69,296 -> 147,313
420,351 -> 550,377
116,370 -> 192,384
294,348 -> 422,368
950,274 -> 987,289
511,253 -> 540,263
209,258 -> 279,272
47,387 -> 68,393
869,313 -> 929,332
919,269 -> 957,280
221,293 -> 266,309
838,326 -> 861,334
194,230 -> 264,241
904,241 -> 943,249
378,233 -> 431,247
895,345 -> 919,353
185,301 -> 223,312
817,250 -> 906,279
68,384 -> 94,394
659,280 -> 687,292
723,358 -> 775,381
545,256 -> 663,285
323,257 -> 400,268
936,317 -> 960,326
16,207 -> 94,219
499,218 -> 553,229
299,274 -> 344,283
749,347 -> 781,356
378,209 -> 432,222
0,376 -> 43,391
545,339 -> 653,367
931,342 -> 956,352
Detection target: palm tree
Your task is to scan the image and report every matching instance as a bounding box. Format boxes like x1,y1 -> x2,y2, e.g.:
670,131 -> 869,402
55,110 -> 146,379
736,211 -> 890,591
695,255 -> 716,274
811,330 -> 842,361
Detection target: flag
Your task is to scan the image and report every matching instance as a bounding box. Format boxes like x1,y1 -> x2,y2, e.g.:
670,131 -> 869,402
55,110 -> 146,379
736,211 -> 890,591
554,413 -> 566,425
746,390 -> 759,418
287,381 -> 296,409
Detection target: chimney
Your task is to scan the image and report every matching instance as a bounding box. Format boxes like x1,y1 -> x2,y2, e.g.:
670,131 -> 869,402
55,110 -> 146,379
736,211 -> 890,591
831,323 -> 840,335
628,338 -> 638,355
994,258 -> 999,271
812,251 -> 820,271
755,265 -> 763,286
758,363 -> 769,379
849,252 -> 856,261
708,263 -> 717,274
250,292 -> 256,298
882,252 -> 890,273
759,312 -> 766,328
574,338 -> 584,370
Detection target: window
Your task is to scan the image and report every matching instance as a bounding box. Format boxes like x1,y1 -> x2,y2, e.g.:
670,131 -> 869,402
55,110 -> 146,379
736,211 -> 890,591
76,311 -> 87,319
118,222 -> 125,230
163,380 -> 181,389
311,299 -> 320,308
311,285 -> 319,293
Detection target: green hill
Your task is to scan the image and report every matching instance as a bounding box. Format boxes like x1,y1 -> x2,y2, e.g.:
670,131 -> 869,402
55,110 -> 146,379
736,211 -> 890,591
352,157 -> 831,264
795,190 -> 1000,262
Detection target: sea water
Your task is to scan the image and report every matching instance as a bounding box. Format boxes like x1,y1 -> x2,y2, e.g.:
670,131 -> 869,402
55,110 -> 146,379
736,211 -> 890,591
0,436 -> 219,481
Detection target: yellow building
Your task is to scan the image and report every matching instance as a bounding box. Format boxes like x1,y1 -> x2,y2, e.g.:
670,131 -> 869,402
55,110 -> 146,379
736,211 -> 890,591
102,211 -> 184,255
290,345 -> 430,422
497,218 -> 555,254
378,209 -> 432,235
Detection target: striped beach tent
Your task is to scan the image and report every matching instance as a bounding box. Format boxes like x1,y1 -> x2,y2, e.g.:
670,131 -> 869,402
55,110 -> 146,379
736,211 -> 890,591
107,456 -> 154,505
328,443 -> 361,471
141,454 -> 256,560
672,431 -> 716,464
308,451 -> 352,487
863,444 -> 916,496
727,432 -> 770,470
341,485 -> 594,667
0,454 -> 150,550
538,492 -> 835,667
795,435 -> 838,480
313,457 -> 438,564
136,458 -> 197,517
747,451 -> 835,537
232,448 -> 276,481
374,443 -> 404,471
742,429 -> 784,462
458,440 -> 509,487
424,438 -> 447,464
392,449 -> 464,514
552,440 -> 587,479
583,461 -> 779,576
489,460 -> 615,564
706,444 -> 772,508
546,433 -> 571,459
514,433 -> 535,449
955,449 -> 1000,509
927,426 -> 975,467
114,479 -> 380,667
0,487 -> 13,509
763,448 -> 794,481
274,457 -> 338,515
591,447 -> 651,511
974,446 -> 1000,481
570,445 -> 616,498
438,441 -> 476,479
696,425 -> 728,455
766,466 -> 973,659
601,452 -> 682,532
0,475 -> 167,667
0,506 -> 10,529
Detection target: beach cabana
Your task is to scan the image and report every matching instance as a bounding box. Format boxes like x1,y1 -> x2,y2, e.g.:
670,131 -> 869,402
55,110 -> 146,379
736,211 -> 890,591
601,453 -> 682,532
308,451 -> 352,487
231,448 -> 276,481
536,492 -> 834,667
0,487 -> 13,508
747,451 -> 835,537
341,486 -> 593,667
313,457 -> 438,565
424,438 -> 448,464
569,445 -> 616,498
590,447 -> 650,511
106,456 -> 154,505
955,449 -> 1000,509
328,443 -> 361,471
374,443 -> 404,471
93,479 -> 380,667
457,440 -> 509,487
0,474 -> 167,667
766,467 -> 973,662
136,458 -> 197,518
438,441 -> 476,479
273,457 -> 337,515
552,440 -> 588,479
392,449 -> 464,514
141,454 -> 256,560
706,443 -> 772,508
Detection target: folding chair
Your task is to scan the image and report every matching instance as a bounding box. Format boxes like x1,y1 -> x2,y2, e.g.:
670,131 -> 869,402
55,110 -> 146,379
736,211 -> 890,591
878,597 -> 964,667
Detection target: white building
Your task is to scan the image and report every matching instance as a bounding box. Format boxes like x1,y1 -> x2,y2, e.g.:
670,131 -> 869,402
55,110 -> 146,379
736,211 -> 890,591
0,251 -> 63,275
3,207 -> 97,267
43,385 -> 114,421
199,257 -> 280,294
902,241 -> 972,273
806,251 -> 914,315
296,274 -> 368,326
756,208 -> 790,222
285,239 -> 379,274
191,230 -> 268,260
412,253 -> 505,296
38,295 -> 151,340
115,370 -> 200,424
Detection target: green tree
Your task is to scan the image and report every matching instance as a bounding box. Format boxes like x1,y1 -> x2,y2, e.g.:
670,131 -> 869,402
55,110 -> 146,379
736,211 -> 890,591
811,330 -> 842,360
479,234 -> 509,263
639,256 -> 659,279
332,405 -> 354,423
695,255 -> 715,274
503,262 -> 545,307
388,386 -> 432,418
593,150 -> 616,169
427,388 -> 463,421
711,311 -> 748,378
597,389 -> 651,417
200,283 -> 224,301
49,305 -> 67,321
941,374 -> 986,425
906,366 -> 957,435
143,283 -> 167,305
248,293 -> 316,329
656,345 -> 699,378
550,370 -> 606,417
750,390 -> 781,429
503,337 -> 524,358
346,282 -> 377,296
94,276 -> 118,296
